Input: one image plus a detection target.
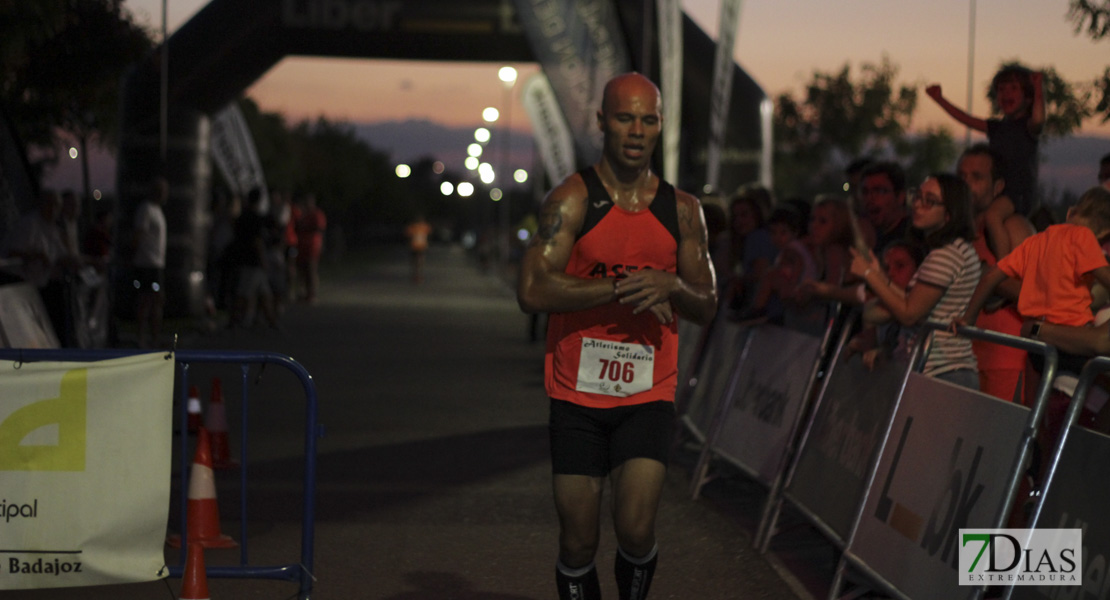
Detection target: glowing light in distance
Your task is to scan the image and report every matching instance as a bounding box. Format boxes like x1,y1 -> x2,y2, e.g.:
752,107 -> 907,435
478,163 -> 495,184
482,107 -> 499,123
499,66 -> 518,84
458,182 -> 475,197
464,156 -> 479,170
475,128 -> 491,143
514,169 -> 528,183
395,164 -> 411,178
467,143 -> 483,157
440,181 -> 454,196
517,228 -> 530,241
433,161 -> 445,174
490,188 -> 503,201
69,147 -> 78,159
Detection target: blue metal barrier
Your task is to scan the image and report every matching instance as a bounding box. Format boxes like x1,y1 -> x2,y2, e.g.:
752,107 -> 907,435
0,348 -> 321,600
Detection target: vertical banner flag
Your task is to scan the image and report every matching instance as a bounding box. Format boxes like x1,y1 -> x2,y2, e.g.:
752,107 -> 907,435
210,102 -> 269,206
657,0 -> 683,185
705,0 -> 742,192
0,353 -> 174,590
512,0 -> 631,167
522,72 -> 578,185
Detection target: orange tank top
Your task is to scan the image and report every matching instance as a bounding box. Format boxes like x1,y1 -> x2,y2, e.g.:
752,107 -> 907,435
545,168 -> 681,408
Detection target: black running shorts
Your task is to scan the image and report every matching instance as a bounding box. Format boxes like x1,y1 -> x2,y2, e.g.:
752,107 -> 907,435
549,399 -> 675,477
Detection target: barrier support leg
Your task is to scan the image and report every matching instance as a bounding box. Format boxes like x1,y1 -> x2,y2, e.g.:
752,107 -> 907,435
688,350 -> 747,500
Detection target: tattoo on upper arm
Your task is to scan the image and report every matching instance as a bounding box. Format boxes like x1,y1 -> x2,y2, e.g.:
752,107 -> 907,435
536,205 -> 563,245
678,200 -> 708,246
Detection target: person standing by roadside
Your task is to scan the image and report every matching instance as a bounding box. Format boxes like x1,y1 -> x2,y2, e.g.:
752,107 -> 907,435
132,177 -> 168,348
294,192 -> 326,304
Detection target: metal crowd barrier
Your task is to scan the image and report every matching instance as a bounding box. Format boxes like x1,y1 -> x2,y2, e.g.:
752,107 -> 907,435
1007,355 -> 1110,600
674,316 -> 754,445
687,316 -> 833,500
819,323 -> 1056,600
756,309 -> 894,553
0,348 -> 321,600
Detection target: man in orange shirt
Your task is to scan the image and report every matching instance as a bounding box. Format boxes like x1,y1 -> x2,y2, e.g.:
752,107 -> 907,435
404,215 -> 432,284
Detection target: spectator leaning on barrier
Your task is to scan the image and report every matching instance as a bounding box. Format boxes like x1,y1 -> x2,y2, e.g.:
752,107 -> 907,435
960,186 -> 1110,375
850,173 -> 982,389
795,194 -> 860,310
958,144 -> 1037,403
849,240 -> 925,370
741,204 -> 817,326
965,188 -> 1110,489
723,185 -> 776,314
516,72 -> 716,600
795,162 -> 911,310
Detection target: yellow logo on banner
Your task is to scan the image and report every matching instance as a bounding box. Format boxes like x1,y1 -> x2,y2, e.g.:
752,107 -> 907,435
0,369 -> 87,471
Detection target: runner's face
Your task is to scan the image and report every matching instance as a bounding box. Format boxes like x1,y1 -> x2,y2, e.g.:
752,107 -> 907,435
599,82 -> 662,171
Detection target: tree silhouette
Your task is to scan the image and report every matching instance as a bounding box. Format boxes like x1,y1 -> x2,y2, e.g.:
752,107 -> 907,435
772,56 -> 956,198
2,0 -> 152,198
1067,0 -> 1110,122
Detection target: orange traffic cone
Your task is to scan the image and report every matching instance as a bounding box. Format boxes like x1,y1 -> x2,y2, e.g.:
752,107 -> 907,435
168,428 -> 237,549
179,542 -> 210,600
186,385 -> 203,435
206,378 -> 237,469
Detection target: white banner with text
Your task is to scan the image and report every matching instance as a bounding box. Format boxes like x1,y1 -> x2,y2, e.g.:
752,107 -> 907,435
0,352 -> 173,589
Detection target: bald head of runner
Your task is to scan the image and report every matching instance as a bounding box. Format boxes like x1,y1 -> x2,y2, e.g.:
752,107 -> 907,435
597,73 -> 663,174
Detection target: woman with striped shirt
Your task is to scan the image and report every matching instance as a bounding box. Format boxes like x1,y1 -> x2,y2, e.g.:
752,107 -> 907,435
849,173 -> 982,389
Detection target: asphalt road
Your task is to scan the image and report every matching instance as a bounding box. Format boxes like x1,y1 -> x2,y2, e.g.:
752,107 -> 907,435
9,244 -> 831,600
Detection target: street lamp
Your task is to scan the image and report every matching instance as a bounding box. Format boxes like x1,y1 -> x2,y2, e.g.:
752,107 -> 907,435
496,66 -> 518,267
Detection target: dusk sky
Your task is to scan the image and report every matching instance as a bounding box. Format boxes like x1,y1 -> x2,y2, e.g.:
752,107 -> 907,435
122,0 -> 1110,138
46,1 -> 1109,196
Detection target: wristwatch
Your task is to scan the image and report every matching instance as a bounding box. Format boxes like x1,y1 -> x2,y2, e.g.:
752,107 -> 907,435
1029,321 -> 1042,340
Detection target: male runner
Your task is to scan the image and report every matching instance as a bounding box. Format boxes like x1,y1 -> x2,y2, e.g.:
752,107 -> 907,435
517,72 -> 717,600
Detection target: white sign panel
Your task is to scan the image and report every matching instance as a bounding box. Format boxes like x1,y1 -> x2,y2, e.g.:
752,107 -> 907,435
848,373 -> 1029,600
0,352 -> 174,589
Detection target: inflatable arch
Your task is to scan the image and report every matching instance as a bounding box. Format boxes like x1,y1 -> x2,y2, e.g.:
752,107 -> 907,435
117,0 -> 768,315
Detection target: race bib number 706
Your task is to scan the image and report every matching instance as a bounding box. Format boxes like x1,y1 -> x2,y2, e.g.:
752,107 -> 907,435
576,337 -> 654,397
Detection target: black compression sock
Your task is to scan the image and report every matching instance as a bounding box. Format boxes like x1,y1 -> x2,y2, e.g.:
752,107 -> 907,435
615,545 -> 657,600
556,559 -> 601,600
